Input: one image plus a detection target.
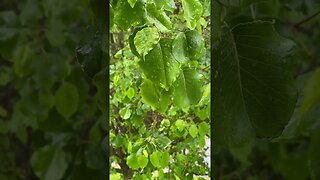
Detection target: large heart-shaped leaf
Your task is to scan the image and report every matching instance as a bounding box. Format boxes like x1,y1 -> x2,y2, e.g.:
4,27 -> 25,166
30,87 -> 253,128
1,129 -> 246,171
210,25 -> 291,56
139,38 -> 180,88
213,21 -> 297,147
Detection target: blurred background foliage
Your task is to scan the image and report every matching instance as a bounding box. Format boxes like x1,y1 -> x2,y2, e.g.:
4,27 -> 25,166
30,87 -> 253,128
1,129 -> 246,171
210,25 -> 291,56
0,0 -> 107,179
213,0 -> 320,179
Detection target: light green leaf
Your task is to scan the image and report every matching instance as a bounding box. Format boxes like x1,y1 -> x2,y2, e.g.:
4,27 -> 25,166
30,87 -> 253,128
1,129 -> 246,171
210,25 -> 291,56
172,30 -> 205,64
175,119 -> 186,132
120,107 -> 131,119
172,33 -> 189,64
128,0 -> 138,8
182,0 -> 203,29
153,0 -> 176,11
198,122 -> 209,136
127,154 -> 139,170
189,124 -> 198,138
161,119 -> 170,127
128,141 -> 132,153
143,149 -> 148,157
173,68 -> 202,108
150,151 -> 161,167
55,82 -> 79,118
213,21 -> 297,147
126,87 -> 135,100
140,78 -> 160,110
134,26 -> 159,57
146,3 -> 172,32
160,151 -> 170,168
137,155 -> 149,168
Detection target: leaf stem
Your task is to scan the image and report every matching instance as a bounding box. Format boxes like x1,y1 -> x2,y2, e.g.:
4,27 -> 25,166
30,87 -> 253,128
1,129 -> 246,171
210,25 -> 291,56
250,4 -> 256,20
294,9 -> 320,28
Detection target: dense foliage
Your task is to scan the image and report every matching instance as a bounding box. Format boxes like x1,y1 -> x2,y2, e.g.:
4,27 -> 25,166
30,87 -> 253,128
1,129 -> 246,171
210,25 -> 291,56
0,0 -> 106,179
213,0 -> 320,179
109,0 -> 211,179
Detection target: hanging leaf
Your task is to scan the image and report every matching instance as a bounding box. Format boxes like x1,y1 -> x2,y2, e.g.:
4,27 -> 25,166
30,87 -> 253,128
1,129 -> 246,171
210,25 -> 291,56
114,0 -> 146,30
150,151 -> 161,167
172,30 -> 205,64
139,38 -> 180,89
213,21 -> 297,147
173,68 -> 203,108
182,0 -> 203,29
146,3 -> 172,32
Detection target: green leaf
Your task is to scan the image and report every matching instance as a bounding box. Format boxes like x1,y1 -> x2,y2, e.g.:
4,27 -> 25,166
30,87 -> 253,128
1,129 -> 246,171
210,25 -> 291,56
161,119 -> 170,127
198,122 -> 209,136
76,26 -> 105,78
126,87 -> 135,100
175,119 -> 186,132
85,145 -> 106,170
189,124 -> 198,138
153,0 -> 176,11
45,28 -> 66,47
114,0 -> 146,30
134,26 -> 159,57
213,21 -> 297,147
128,0 -> 138,8
120,107 -> 132,119
140,79 -> 160,109
127,154 -> 139,170
31,145 -> 68,180
139,38 -> 180,89
128,141 -> 133,153
185,30 -> 205,60
55,82 -> 79,118
160,151 -> 170,168
298,69 -> 320,117
139,44 -> 167,87
182,0 -> 203,29
160,38 -> 181,87
173,68 -> 202,108
172,30 -> 205,64
150,151 -> 161,167
172,33 -> 189,64
143,149 -> 148,157
146,3 -> 172,32
137,155 -> 149,168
